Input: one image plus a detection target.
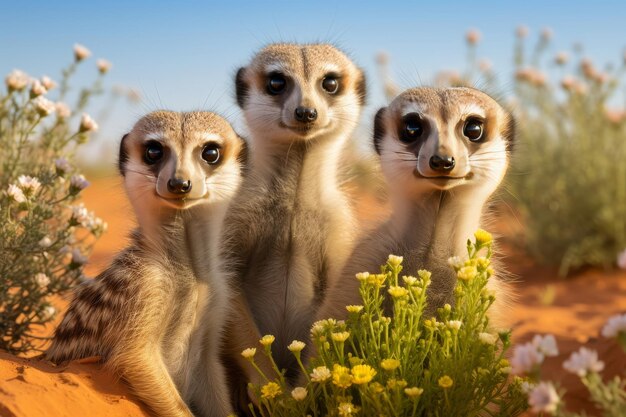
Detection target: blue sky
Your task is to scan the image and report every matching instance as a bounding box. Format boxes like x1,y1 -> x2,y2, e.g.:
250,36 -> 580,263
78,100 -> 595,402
3,0 -> 626,162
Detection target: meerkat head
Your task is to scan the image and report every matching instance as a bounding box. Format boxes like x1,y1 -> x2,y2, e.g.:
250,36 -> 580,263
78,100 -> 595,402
373,87 -> 514,196
235,43 -> 366,144
118,111 -> 245,214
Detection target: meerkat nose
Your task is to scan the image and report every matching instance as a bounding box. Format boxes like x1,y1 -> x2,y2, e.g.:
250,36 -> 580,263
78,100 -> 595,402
429,155 -> 456,172
167,178 -> 192,194
294,106 -> 318,123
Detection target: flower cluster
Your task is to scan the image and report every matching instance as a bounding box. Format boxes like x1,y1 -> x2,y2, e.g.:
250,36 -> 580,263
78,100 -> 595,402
0,43 -> 110,353
243,231 -> 528,416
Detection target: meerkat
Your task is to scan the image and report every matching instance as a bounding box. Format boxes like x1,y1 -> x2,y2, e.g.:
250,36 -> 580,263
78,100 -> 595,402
318,86 -> 514,323
221,43 -> 367,383
46,111 -> 246,417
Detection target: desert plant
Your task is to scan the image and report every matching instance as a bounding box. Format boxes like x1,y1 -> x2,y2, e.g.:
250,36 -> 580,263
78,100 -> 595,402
513,313 -> 626,416
0,44 -> 107,354
242,231 -> 528,416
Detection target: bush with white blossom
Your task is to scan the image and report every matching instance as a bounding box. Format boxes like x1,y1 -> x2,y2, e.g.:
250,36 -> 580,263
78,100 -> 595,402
0,44 -> 108,354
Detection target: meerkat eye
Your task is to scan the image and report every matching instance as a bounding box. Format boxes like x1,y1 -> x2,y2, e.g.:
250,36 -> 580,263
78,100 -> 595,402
463,118 -> 484,142
144,141 -> 163,164
266,73 -> 287,95
400,113 -> 424,143
321,75 -> 339,94
202,143 -> 221,165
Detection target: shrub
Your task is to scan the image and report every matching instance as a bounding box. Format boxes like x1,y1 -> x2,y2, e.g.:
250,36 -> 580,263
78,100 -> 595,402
242,231 -> 528,416
0,44 -> 107,354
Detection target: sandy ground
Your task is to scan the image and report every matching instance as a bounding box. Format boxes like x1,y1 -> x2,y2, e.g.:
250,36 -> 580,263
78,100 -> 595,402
1,176 -> 625,416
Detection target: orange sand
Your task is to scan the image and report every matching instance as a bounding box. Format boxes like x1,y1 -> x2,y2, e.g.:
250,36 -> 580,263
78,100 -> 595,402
1,176 -> 625,416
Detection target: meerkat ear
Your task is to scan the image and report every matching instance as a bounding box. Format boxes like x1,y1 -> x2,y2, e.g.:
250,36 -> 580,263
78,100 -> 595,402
356,68 -> 367,106
373,107 -> 387,154
118,133 -> 129,176
235,67 -> 249,108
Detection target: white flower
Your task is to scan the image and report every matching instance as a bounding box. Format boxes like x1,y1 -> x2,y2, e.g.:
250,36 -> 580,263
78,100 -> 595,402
30,80 -> 47,97
70,174 -> 90,192
41,305 -> 56,321
532,334 -> 559,357
516,25 -> 529,39
5,69 -> 29,92
563,347 -> 605,377
55,157 -> 72,174
73,43 -> 92,61
478,332 -> 498,345
96,59 -> 112,74
33,96 -> 56,117
447,256 -> 464,269
18,175 -> 41,194
71,203 -> 91,226
511,342 -> 544,375
34,273 -> 50,289
601,313 -> 626,338
7,184 -> 26,203
55,102 -> 71,119
388,254 -> 403,267
41,75 -> 57,90
291,387 -> 307,401
79,113 -> 98,132
528,381 -> 559,414
38,236 -> 52,248
71,248 -> 88,265
310,366 -> 331,382
287,340 -> 306,353
447,320 -> 462,330
617,249 -> 626,270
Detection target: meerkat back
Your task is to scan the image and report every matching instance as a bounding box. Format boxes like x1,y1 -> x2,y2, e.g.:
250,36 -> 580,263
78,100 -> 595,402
221,43 -> 367,380
47,111 -> 245,417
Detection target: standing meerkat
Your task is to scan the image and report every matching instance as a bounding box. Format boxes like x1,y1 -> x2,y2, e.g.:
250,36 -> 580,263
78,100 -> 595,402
318,87 -> 514,323
221,43 -> 366,381
46,111 -> 245,417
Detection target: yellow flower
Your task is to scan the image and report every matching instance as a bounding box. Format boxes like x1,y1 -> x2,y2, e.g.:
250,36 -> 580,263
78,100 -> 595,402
387,378 -> 408,389
478,332 -> 498,345
417,269 -> 431,281
337,402 -> 360,416
346,305 -> 364,313
287,340 -> 306,352
291,386 -> 307,401
476,256 -> 490,270
381,358 -> 400,371
241,348 -> 256,359
332,364 -> 353,388
474,229 -> 493,246
438,375 -> 454,388
404,387 -> 424,398
370,382 -> 385,393
366,273 -> 387,287
331,331 -> 350,343
387,254 -> 403,267
260,382 -> 282,399
351,364 -> 376,384
259,335 -> 275,346
457,265 -> 478,281
388,286 -> 409,298
402,275 -> 417,286
310,366 -> 331,382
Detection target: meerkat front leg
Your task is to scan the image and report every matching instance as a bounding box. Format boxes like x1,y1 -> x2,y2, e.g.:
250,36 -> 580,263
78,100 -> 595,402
114,346 -> 195,417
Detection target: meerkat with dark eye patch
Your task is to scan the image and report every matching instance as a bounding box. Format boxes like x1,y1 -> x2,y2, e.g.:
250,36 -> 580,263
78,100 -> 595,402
318,87 -> 515,324
46,111 -> 246,417
220,43 -> 366,386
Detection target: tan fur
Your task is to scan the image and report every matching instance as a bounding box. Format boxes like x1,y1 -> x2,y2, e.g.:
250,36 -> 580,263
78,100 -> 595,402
47,111 -> 245,417
319,87 -> 515,327
221,43 -> 366,399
